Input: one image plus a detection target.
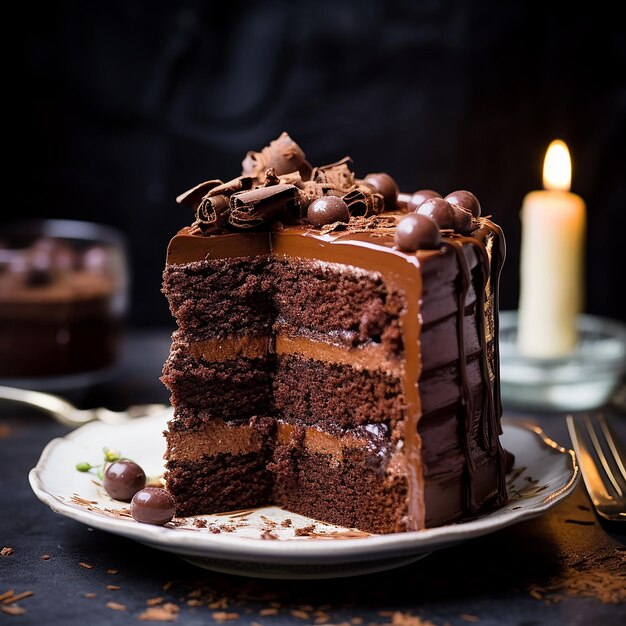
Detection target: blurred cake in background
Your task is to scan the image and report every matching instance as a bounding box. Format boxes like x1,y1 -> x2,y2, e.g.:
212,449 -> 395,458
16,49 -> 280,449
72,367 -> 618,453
0,220 -> 128,382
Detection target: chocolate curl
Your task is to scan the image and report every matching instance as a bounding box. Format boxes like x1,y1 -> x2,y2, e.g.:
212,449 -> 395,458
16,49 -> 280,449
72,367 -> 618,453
207,175 -> 256,198
176,179 -> 223,210
229,184 -> 299,229
312,157 -> 355,191
195,194 -> 231,232
241,132 -> 312,182
342,184 -> 385,217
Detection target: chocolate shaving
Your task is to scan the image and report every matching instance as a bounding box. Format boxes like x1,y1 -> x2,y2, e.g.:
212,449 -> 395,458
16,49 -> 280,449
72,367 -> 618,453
342,184 -> 385,217
176,179 -> 222,210
229,184 -> 299,229
312,157 -> 354,190
320,214 -> 398,235
241,132 -> 312,181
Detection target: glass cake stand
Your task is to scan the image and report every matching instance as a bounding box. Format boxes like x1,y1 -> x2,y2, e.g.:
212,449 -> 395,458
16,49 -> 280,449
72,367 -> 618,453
498,311 -> 626,411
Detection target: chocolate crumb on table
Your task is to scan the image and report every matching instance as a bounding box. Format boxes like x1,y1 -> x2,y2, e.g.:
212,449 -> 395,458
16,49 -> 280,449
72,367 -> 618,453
84,593 -> 96,599
40,554 -> 50,560
138,602 -> 180,622
0,591 -> 35,617
1,547 -> 14,556
212,611 -> 240,622
106,568 -> 119,574
106,585 -> 121,591
106,601 -> 127,611
1,605 -> 27,616
78,562 -> 93,569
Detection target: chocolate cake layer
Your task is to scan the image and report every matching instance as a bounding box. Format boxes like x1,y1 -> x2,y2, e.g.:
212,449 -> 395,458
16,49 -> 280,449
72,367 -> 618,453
272,354 -> 405,427
162,347 -> 273,418
162,255 -> 272,340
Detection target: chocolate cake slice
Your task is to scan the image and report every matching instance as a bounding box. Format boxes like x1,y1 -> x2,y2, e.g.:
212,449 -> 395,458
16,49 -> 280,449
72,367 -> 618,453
161,132 -> 508,534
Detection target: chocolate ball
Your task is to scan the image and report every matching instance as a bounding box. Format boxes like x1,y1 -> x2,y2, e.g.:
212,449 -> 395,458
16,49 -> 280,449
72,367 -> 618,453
103,460 -> 146,502
131,487 -> 176,526
307,196 -> 350,227
444,190 -> 481,218
395,214 -> 442,252
363,173 -> 399,211
416,197 -> 456,230
409,189 -> 441,210
452,205 -> 473,233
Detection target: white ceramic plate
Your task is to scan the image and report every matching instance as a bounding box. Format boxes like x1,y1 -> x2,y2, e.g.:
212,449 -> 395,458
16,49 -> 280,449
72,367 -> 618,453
29,410 -> 579,579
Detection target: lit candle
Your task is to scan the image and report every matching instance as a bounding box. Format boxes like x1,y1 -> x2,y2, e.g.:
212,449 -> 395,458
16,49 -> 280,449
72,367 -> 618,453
518,140 -> 586,358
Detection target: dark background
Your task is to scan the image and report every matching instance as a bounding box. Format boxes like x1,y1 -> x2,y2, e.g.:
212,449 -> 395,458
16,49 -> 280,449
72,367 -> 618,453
10,0 -> 626,327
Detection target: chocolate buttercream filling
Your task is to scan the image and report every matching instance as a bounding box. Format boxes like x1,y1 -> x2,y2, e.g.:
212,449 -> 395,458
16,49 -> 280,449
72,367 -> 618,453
166,421 -> 264,460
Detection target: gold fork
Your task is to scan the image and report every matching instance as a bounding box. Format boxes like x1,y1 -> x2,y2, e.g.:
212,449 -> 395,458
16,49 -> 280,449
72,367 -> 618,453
566,413 -> 626,524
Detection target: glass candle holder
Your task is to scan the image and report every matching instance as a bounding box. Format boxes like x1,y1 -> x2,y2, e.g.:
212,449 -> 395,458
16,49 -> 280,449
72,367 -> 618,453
499,310 -> 626,411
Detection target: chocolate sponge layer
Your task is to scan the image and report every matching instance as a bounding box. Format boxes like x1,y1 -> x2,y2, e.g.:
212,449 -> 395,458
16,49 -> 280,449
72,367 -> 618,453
161,349 -> 273,419
272,354 -> 405,428
162,256 -> 273,339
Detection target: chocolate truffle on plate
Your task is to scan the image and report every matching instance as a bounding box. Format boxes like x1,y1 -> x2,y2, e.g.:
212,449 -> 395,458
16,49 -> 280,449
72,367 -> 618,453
131,487 -> 176,525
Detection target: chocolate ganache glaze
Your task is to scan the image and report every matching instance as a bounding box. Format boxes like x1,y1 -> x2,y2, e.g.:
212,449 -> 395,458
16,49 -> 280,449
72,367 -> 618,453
166,133 -> 507,531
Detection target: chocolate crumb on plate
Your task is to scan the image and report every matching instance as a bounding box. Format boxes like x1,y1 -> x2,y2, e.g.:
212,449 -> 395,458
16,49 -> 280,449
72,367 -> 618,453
294,524 -> 316,537
40,554 -> 50,560
1,547 -> 14,557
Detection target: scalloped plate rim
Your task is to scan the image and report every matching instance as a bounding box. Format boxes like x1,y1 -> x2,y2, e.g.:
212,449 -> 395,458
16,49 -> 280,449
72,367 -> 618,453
29,414 -> 579,565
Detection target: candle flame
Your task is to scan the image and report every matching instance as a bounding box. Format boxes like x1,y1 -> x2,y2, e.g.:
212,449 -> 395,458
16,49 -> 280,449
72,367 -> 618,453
543,139 -> 571,192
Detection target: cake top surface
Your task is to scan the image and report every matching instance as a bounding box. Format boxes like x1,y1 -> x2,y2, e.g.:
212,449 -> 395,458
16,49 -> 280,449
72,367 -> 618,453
170,132 -> 501,265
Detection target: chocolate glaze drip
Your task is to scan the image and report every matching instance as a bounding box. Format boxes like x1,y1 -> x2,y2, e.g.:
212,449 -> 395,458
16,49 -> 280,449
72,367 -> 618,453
447,238 -> 477,513
455,221 -> 507,504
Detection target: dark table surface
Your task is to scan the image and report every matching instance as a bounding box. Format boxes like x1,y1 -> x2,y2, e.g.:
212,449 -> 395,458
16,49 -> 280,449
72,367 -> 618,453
1,329 -> 625,625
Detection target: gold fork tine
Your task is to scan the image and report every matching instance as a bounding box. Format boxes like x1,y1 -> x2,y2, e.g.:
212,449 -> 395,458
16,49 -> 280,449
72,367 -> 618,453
566,415 -> 612,503
597,413 -> 626,483
583,414 -> 623,497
